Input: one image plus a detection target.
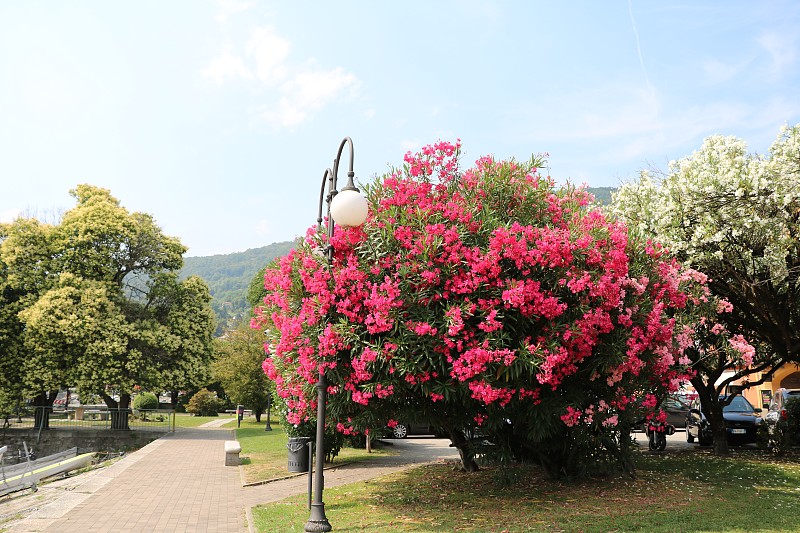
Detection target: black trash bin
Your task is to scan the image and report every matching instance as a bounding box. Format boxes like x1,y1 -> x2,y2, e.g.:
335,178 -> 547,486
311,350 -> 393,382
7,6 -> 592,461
287,437 -> 311,472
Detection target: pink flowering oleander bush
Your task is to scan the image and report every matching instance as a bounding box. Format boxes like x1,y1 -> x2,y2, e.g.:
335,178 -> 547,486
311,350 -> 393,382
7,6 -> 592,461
253,141 -> 746,477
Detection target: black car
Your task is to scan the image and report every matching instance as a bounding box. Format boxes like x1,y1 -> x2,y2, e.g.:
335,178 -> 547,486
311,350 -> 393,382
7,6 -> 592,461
686,395 -> 763,446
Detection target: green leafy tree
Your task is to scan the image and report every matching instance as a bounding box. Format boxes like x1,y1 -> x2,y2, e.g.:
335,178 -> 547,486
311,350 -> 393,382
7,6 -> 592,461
612,124 -> 800,453
147,273 -> 216,409
212,320 -> 273,423
7,185 -> 215,429
0,218 -> 59,424
20,273 -> 133,428
0,234 -> 22,423
185,387 -> 225,416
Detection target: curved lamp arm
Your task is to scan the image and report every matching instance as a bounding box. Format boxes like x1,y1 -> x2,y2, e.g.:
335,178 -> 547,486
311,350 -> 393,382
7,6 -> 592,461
315,137 -> 368,263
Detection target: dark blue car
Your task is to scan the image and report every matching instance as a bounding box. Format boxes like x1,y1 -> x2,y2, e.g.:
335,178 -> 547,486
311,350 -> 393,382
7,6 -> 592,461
686,395 -> 763,446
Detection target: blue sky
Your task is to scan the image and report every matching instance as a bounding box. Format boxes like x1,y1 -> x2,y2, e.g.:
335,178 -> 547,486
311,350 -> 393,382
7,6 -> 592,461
1,1 -> 798,257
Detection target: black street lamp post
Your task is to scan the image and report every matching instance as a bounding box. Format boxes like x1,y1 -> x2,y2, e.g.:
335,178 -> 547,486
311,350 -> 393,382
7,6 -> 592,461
304,136 -> 368,533
264,396 -> 272,431
264,329 -> 273,432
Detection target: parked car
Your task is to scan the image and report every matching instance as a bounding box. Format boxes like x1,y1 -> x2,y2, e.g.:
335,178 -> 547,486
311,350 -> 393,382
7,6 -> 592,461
765,388 -> 800,424
663,395 -> 691,428
385,421 -> 436,439
633,394 -> 690,431
764,388 -> 800,442
685,395 -> 763,446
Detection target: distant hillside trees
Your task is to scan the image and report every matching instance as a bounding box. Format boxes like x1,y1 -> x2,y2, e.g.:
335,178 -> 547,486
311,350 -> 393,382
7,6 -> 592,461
587,186 -> 616,205
181,241 -> 295,334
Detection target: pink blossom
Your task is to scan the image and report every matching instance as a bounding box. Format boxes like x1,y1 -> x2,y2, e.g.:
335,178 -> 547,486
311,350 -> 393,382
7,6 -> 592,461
561,406 -> 582,427
717,299 -> 734,313
729,334 -> 755,366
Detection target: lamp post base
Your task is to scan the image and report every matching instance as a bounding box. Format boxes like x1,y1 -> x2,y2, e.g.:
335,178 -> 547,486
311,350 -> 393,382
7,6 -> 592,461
304,503 -> 332,532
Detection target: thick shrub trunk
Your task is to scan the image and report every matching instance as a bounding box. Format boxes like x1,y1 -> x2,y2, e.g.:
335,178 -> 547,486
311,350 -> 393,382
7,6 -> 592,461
447,427 -> 479,472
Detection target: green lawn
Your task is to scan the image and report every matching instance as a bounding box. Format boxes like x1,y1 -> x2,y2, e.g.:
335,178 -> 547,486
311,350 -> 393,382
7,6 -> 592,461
234,417 -> 395,484
252,448 -> 800,532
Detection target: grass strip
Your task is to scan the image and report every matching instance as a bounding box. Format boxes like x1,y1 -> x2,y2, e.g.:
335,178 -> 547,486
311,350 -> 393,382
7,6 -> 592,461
234,418 -> 395,484
252,448 -> 800,532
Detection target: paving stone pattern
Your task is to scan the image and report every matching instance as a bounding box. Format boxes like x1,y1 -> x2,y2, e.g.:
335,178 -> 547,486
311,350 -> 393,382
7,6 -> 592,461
4,428 -> 459,533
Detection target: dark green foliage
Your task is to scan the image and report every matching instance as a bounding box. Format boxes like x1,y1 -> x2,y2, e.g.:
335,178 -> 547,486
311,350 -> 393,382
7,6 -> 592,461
133,392 -> 159,411
181,241 -> 295,334
247,266 -> 268,309
185,387 -> 225,416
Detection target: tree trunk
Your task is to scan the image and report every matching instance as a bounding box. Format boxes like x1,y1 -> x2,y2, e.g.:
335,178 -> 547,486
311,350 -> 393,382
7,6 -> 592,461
170,390 -> 179,410
691,376 -> 730,454
709,405 -> 730,454
32,390 -> 58,430
102,392 -> 132,430
447,427 -> 480,472
615,425 -> 637,478
254,409 -> 262,423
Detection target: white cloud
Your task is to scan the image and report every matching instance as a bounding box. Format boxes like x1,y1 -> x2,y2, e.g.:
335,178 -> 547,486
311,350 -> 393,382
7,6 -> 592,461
201,25 -> 361,128
247,27 -> 291,85
758,31 -> 797,79
576,97 -> 800,175
201,46 -> 254,84
522,83 -> 661,143
399,139 -> 421,153
700,57 -> 754,85
261,66 -> 359,128
514,77 -> 799,179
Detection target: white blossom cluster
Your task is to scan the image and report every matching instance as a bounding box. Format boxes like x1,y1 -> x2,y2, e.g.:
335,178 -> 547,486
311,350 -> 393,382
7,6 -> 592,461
611,124 -> 800,285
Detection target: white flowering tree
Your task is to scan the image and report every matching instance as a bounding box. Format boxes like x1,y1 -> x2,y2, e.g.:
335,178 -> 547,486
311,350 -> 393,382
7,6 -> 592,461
612,124 -> 800,452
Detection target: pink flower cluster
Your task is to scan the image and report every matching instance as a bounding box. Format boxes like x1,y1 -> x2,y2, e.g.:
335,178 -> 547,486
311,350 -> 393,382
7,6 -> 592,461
253,140 -> 718,437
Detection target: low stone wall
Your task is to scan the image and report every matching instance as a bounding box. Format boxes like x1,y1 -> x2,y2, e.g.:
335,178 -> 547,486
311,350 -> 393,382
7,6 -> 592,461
0,428 -> 163,459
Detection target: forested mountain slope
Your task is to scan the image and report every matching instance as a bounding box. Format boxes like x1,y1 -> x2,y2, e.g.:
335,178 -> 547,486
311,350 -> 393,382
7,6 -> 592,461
181,240 -> 295,334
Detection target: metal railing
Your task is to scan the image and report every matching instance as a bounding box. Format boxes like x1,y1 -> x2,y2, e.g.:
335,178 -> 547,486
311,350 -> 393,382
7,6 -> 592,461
2,406 -> 175,433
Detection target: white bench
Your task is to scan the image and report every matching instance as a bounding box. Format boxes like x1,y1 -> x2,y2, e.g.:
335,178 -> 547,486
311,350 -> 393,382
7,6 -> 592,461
224,440 -> 241,466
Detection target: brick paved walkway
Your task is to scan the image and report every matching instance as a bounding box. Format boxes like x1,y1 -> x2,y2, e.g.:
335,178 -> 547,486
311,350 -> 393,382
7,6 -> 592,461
6,428 -> 458,533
